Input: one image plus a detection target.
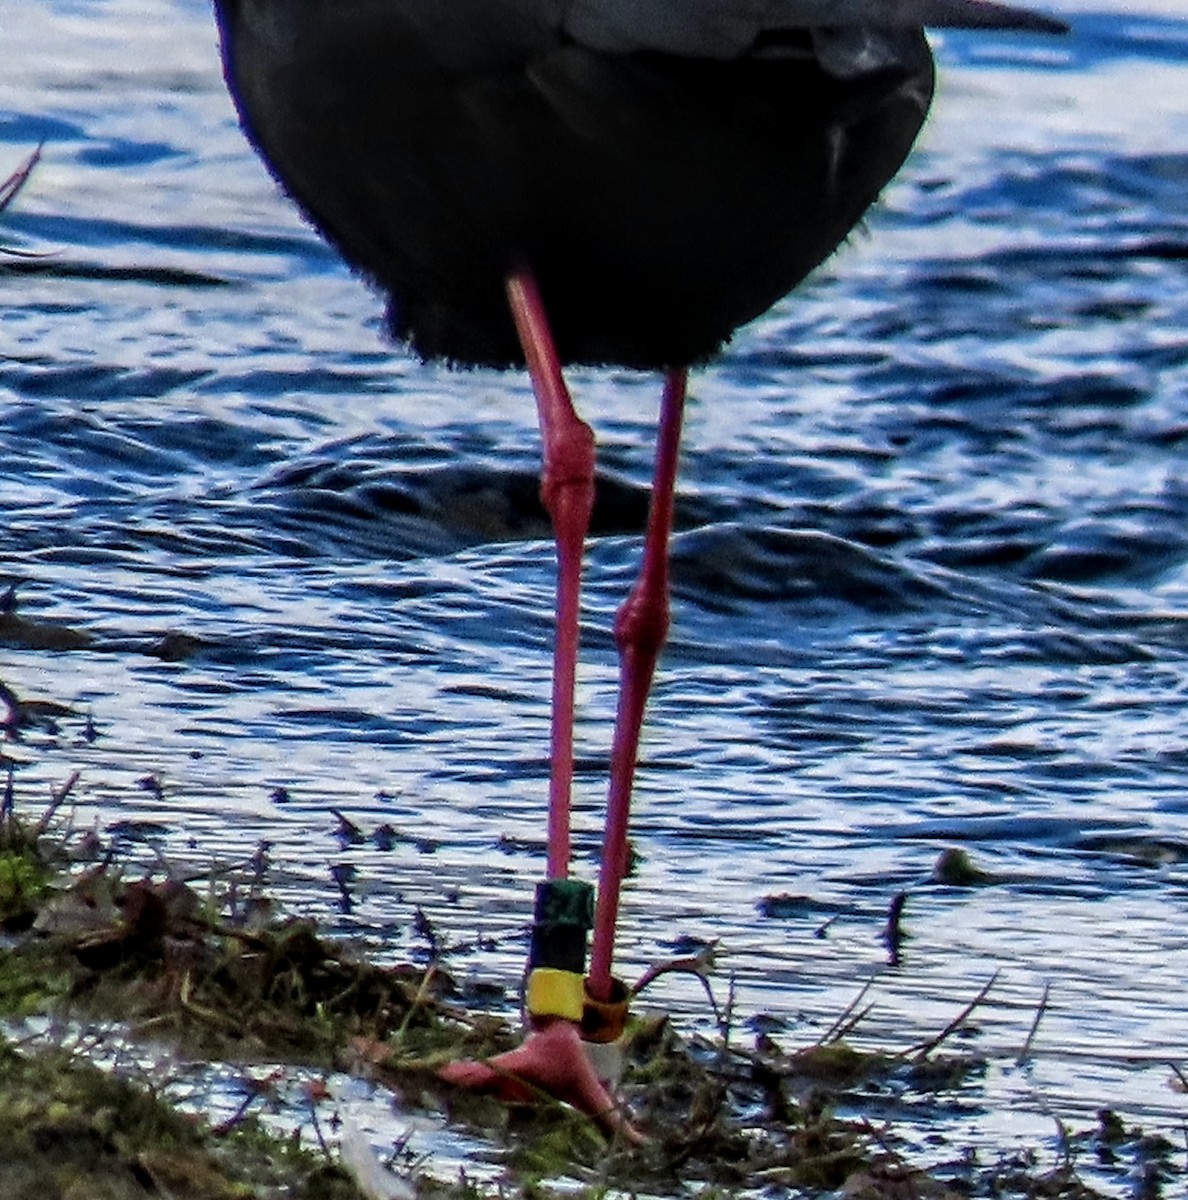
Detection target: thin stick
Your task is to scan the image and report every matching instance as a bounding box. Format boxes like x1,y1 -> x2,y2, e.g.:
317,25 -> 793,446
816,978 -> 875,1046
906,970 -> 999,1060
632,945 -> 723,1029
35,770 -> 80,837
0,145 -> 41,215
1016,981 -> 1050,1066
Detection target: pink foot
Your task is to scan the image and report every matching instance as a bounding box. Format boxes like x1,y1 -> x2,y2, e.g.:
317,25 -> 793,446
438,1019 -> 641,1143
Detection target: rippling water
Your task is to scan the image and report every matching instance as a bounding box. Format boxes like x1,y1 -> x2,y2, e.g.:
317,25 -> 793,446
3,0 -> 1188,1177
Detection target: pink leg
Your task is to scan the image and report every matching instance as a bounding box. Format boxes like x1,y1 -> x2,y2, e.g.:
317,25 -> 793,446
438,1018 -> 640,1143
440,278 -> 639,1140
588,368 -> 688,1002
506,270 -> 595,880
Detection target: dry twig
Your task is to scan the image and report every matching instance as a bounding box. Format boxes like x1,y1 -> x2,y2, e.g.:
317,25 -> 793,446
905,971 -> 999,1060
1017,981 -> 1051,1066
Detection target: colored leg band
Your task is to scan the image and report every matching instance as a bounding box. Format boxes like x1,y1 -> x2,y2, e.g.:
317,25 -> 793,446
581,976 -> 630,1044
526,967 -> 586,1021
528,878 -> 595,974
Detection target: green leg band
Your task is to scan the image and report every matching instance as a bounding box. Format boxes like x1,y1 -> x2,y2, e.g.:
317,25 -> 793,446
528,878 -> 594,974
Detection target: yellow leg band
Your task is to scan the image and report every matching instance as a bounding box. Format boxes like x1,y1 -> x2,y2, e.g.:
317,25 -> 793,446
526,968 -> 585,1021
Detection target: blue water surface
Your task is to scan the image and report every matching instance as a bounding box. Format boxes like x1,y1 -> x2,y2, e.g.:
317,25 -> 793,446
2,0 -> 1187,1183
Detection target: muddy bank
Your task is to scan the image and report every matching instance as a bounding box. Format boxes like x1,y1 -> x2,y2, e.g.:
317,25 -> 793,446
1,741 -> 1183,1200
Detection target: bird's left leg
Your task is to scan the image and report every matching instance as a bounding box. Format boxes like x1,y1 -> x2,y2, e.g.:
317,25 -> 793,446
588,368 -> 687,1005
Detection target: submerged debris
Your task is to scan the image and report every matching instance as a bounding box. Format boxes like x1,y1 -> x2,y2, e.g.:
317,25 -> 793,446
931,846 -> 997,887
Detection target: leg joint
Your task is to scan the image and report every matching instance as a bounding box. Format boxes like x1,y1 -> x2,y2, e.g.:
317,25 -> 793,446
614,581 -> 670,659
539,418 -> 596,522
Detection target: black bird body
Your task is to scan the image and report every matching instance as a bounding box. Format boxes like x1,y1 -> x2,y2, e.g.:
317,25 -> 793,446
213,0 -> 937,367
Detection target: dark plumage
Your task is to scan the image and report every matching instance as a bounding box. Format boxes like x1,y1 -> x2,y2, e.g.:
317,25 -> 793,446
213,1 -> 938,367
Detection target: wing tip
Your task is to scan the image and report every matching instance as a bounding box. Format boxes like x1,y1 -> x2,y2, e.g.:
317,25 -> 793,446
930,1 -> 1070,35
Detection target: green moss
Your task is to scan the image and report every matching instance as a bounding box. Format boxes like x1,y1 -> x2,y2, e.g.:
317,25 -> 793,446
0,941 -> 76,1016
0,850 -> 49,913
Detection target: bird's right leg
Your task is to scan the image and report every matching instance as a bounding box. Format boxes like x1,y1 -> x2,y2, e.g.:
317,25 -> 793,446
437,270 -> 638,1142
506,268 -> 594,882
